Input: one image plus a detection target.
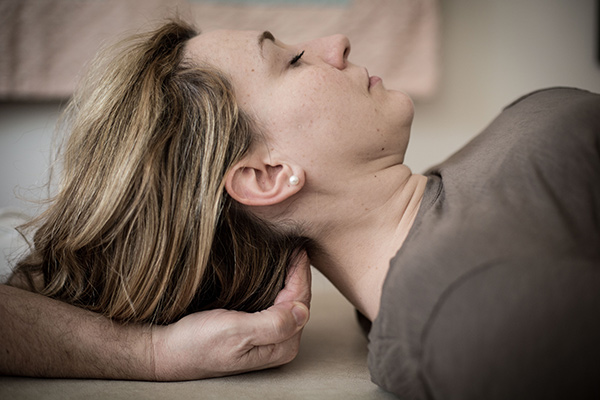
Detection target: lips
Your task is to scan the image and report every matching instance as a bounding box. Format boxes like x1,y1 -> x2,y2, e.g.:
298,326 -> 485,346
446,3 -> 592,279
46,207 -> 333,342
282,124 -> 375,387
366,68 -> 381,90
369,75 -> 381,89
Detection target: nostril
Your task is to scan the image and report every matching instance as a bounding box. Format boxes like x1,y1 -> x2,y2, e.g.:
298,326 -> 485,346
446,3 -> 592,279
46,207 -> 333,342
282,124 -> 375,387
341,36 -> 351,63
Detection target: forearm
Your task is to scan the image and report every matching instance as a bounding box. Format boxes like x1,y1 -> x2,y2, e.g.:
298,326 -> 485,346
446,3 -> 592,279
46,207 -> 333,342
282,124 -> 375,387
0,284 -> 155,380
0,251 -> 311,381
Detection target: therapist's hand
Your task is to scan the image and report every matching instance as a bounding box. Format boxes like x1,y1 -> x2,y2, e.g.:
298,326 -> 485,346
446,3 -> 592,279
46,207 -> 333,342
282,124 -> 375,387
152,250 -> 311,381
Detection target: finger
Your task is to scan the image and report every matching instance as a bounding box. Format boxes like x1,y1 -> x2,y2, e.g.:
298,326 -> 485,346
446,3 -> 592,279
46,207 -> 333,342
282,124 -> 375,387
239,330 -> 304,372
236,301 -> 309,348
274,250 -> 312,307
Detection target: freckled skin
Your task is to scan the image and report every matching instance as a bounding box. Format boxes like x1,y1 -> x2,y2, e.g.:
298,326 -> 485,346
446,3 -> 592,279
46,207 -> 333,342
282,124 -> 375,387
185,29 -> 429,323
185,30 -> 414,191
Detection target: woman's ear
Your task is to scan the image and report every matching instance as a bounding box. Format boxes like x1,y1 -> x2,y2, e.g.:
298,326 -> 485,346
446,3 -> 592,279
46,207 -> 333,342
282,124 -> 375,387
225,151 -> 304,207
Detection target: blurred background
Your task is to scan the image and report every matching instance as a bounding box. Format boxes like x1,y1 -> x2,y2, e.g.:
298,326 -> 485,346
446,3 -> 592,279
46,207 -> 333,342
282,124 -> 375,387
1,0 -> 599,213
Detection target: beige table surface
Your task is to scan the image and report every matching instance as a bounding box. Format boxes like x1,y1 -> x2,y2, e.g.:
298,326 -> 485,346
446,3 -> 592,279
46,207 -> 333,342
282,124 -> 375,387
0,270 -> 397,399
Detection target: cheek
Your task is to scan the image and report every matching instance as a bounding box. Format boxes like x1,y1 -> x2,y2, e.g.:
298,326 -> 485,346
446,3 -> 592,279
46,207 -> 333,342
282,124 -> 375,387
252,71 -> 376,153
259,87 -> 323,137
278,76 -> 353,134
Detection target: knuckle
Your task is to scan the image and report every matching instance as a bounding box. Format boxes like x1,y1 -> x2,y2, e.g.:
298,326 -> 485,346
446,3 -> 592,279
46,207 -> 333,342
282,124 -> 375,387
270,311 -> 292,338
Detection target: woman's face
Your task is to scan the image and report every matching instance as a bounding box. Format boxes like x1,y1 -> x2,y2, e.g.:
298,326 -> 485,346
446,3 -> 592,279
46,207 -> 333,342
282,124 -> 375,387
185,30 -> 414,188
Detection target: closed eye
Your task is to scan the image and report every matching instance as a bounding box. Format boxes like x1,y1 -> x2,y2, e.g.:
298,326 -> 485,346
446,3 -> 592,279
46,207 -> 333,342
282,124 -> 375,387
290,50 -> 305,66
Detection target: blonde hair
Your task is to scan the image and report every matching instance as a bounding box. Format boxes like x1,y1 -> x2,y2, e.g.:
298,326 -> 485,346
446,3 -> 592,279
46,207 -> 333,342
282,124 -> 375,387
11,20 -> 308,324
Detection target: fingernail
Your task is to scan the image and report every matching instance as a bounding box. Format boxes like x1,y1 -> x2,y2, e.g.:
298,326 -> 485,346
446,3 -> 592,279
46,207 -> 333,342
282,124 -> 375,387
292,303 -> 309,327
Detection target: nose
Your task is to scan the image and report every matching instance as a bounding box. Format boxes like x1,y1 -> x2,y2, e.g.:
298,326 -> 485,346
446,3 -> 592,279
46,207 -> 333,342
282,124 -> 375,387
310,34 -> 351,70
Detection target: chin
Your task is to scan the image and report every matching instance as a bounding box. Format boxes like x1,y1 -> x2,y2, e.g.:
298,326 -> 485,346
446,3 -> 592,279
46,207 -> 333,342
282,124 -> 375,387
390,90 -> 415,122
397,102 -> 415,130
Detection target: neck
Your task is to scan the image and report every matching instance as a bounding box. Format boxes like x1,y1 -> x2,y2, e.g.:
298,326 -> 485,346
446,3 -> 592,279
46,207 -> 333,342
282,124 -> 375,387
306,165 -> 427,321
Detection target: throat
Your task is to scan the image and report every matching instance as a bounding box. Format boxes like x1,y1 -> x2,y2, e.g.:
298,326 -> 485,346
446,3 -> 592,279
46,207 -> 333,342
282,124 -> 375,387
309,173 -> 427,321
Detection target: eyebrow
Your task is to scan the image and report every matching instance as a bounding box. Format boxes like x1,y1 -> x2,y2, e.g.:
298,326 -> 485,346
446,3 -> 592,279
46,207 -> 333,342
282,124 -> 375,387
258,31 -> 275,57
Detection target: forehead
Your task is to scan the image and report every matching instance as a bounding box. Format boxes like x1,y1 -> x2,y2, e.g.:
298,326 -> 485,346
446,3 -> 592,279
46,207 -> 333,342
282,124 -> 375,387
184,29 -> 280,123
185,29 -> 262,68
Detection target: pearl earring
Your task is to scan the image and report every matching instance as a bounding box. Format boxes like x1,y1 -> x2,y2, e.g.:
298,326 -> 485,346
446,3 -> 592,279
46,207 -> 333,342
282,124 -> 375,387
289,175 -> 300,186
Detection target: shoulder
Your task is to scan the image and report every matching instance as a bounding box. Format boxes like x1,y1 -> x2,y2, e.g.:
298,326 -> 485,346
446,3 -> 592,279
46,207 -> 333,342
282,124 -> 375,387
427,88 -> 599,183
501,87 -> 600,144
503,87 -> 600,110
446,87 -> 599,185
421,257 -> 600,399
496,87 -> 599,142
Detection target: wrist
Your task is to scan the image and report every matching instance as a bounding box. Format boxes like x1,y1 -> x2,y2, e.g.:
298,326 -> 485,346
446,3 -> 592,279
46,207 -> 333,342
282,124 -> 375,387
149,324 -> 158,381
107,320 -> 158,381
150,324 -> 169,381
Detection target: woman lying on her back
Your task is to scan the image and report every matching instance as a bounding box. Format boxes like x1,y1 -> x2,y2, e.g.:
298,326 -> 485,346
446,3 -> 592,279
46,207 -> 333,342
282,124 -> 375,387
6,20 -> 600,398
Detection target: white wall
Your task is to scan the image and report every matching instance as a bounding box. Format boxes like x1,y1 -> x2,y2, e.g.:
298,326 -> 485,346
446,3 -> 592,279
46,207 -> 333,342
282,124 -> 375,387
0,102 -> 61,211
1,0 -> 599,210
407,0 -> 600,172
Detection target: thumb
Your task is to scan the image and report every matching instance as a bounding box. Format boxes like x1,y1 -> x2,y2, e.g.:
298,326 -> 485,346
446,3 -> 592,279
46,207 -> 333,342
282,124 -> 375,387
244,301 -> 310,347
275,250 -> 311,307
